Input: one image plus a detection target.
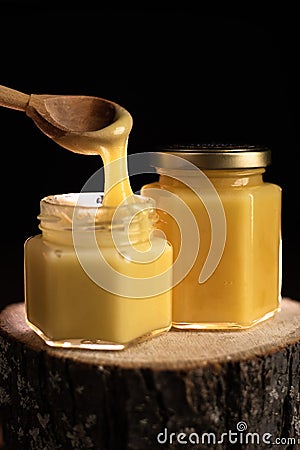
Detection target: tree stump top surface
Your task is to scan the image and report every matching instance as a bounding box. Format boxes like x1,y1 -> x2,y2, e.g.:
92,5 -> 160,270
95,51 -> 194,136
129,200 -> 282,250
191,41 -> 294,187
1,298 -> 300,370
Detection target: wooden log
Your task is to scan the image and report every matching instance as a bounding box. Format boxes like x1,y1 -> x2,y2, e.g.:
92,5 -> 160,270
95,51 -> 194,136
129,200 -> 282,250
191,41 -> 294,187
0,299 -> 300,449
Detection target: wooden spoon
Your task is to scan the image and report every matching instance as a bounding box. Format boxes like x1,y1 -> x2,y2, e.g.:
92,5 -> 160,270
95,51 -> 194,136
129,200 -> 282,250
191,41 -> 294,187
0,85 -> 132,155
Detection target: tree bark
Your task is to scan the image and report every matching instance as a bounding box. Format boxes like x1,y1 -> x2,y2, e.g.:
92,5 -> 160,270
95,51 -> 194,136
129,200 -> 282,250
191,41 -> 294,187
1,299 -> 300,450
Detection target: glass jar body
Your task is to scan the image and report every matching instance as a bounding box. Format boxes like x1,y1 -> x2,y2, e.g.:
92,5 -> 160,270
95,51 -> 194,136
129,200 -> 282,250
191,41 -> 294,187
24,193 -> 173,349
141,168 -> 282,329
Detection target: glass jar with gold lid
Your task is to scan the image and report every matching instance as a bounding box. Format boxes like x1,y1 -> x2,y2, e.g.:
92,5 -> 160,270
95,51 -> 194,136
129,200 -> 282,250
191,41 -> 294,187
141,144 -> 282,330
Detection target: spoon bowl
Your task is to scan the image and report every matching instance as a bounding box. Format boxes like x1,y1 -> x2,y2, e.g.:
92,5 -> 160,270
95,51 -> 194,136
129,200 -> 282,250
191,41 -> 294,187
32,95 -> 116,133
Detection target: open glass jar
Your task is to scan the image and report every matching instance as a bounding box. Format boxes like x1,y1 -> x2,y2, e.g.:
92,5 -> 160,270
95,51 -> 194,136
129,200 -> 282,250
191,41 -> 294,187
24,192 -> 172,350
141,144 -> 282,330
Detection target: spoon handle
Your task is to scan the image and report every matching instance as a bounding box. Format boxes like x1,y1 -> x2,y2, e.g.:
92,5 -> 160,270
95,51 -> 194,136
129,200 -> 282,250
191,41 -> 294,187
0,85 -> 30,112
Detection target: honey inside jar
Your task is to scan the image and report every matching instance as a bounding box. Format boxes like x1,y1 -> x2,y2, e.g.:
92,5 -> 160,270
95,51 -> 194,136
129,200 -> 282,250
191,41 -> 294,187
141,144 -> 282,329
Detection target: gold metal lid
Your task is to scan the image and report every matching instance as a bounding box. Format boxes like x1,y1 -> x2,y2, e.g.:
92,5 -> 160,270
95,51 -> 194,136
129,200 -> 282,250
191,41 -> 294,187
153,144 -> 271,169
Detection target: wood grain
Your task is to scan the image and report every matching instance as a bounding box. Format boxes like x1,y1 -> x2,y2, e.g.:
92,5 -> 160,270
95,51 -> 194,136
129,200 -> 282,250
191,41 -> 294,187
0,299 -> 300,449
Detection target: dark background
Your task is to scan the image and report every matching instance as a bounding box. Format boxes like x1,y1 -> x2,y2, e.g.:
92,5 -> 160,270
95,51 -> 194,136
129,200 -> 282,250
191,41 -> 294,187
0,4 -> 298,311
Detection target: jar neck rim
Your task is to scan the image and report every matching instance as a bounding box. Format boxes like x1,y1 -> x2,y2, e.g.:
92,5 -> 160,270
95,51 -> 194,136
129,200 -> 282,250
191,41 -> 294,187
157,167 -> 266,178
38,192 -> 158,233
